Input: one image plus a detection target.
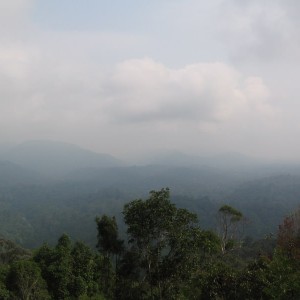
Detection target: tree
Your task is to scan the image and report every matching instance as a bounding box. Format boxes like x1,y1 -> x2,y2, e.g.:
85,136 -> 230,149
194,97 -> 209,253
7,260 -> 49,300
218,205 -> 243,254
262,209 -> 300,299
236,257 -> 270,299
122,188 -> 215,299
34,236 -> 106,299
0,264 -> 10,300
70,241 -> 99,298
123,188 -> 178,298
0,238 -> 31,265
95,215 -> 123,298
96,215 -> 123,259
277,209 -> 300,259
264,250 -> 300,299
33,234 -> 72,299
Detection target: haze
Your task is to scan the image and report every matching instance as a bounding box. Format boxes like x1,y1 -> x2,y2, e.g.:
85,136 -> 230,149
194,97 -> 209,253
1,0 -> 299,162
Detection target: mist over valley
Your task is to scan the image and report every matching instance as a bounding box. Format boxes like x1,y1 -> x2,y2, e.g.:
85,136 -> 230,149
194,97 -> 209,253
0,140 -> 298,248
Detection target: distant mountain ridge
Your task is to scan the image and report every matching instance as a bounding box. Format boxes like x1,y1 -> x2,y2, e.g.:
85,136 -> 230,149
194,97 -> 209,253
0,161 -> 47,187
0,141 -> 300,245
63,164 -> 245,201
141,150 -> 263,169
1,140 -> 123,177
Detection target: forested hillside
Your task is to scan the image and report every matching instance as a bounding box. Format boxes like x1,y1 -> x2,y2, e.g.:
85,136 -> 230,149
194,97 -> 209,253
0,188 -> 299,299
0,169 -> 299,248
0,148 -> 299,247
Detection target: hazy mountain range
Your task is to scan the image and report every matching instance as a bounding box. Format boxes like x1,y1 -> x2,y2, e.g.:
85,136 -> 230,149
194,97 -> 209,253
0,140 -> 123,178
0,140 -> 299,246
0,139 -> 295,179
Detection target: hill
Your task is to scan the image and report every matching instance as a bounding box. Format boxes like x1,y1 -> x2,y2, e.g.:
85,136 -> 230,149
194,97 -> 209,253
0,161 -> 48,187
1,140 -> 123,177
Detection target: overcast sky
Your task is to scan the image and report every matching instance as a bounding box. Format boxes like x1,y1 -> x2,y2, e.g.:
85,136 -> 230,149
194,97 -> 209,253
1,0 -> 300,161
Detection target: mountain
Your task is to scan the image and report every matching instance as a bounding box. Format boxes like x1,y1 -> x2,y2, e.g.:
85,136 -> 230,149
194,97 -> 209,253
0,161 -> 47,187
226,174 -> 300,237
141,151 -> 203,167
141,150 -> 262,169
64,164 -> 242,199
1,140 -> 123,177
1,141 -> 300,246
0,159 -> 300,246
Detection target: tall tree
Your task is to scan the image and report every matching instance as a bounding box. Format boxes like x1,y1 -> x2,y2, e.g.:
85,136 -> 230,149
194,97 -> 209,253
95,214 -> 124,298
264,209 -> 300,298
95,215 -> 123,260
277,209 -> 300,259
70,241 -> 99,298
218,205 -> 243,254
33,234 -> 72,299
122,188 -> 218,299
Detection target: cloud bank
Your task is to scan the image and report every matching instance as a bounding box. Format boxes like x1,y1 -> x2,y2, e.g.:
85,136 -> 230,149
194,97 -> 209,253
1,0 -> 300,160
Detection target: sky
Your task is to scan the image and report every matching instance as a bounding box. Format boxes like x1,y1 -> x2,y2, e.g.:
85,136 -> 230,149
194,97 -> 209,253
0,0 -> 300,161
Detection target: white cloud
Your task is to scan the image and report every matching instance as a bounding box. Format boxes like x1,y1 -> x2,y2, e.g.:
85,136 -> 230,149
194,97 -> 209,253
0,0 -> 33,20
0,52 -> 273,126
219,0 -> 300,63
0,0 -> 34,38
0,45 -> 277,157
102,58 -> 273,124
1,0 -> 298,159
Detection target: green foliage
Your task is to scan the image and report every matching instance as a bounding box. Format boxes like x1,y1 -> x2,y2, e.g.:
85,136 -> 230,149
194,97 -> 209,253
1,188 -> 300,299
219,205 -> 243,219
79,295 -> 107,300
236,257 -> 270,299
0,265 -> 10,300
68,241 -> 101,298
200,261 -> 239,300
34,234 -> 107,299
7,260 -> 50,300
277,210 -> 300,259
0,238 -> 31,264
121,188 -> 221,299
96,215 -> 123,258
0,172 -> 298,248
264,250 -> 300,299
218,204 -> 244,254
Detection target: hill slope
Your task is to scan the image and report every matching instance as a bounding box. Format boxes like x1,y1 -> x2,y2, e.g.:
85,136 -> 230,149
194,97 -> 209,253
2,140 -> 123,177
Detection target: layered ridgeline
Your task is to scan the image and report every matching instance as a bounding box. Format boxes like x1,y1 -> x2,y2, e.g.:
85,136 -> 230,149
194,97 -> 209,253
1,140 -> 123,178
0,140 -> 299,247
